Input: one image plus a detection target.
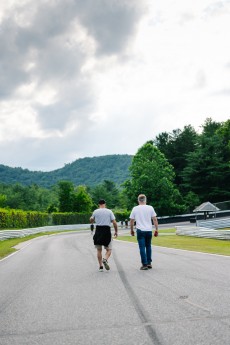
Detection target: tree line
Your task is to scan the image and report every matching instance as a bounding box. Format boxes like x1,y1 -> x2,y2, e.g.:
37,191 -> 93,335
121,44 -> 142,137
0,118 -> 229,217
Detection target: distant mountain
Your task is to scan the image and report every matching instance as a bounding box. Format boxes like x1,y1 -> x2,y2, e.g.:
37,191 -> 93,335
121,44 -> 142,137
0,155 -> 133,188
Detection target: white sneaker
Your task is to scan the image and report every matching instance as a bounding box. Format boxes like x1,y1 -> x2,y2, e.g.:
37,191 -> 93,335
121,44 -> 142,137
99,266 -> 103,272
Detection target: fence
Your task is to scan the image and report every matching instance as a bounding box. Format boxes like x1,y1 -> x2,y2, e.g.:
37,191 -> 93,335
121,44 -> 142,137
197,217 -> 230,229
176,226 -> 230,240
0,224 -> 90,241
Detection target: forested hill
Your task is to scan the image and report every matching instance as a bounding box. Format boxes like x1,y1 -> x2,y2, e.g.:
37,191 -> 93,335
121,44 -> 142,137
0,154 -> 133,188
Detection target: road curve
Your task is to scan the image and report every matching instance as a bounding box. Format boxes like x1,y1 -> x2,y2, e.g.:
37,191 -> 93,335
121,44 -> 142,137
0,232 -> 229,345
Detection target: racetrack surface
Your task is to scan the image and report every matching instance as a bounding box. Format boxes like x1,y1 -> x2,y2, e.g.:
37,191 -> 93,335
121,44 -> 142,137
0,232 -> 229,345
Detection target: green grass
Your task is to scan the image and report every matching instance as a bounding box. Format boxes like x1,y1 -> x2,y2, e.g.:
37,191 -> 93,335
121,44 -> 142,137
158,228 -> 176,233
117,234 -> 230,256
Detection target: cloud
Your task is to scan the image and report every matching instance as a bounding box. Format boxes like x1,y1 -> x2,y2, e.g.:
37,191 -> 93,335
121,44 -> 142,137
75,0 -> 145,55
0,0 -> 147,170
0,0 -> 230,171
0,0 -> 146,134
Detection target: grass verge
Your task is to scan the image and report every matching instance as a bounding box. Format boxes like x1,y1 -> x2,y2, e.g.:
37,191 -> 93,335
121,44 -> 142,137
158,228 -> 176,233
117,233 -> 230,256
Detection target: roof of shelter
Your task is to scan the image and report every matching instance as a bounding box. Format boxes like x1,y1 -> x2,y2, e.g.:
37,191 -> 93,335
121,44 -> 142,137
193,201 -> 220,213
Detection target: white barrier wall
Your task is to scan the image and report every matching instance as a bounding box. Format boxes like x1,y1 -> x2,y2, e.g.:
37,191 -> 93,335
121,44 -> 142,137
0,224 -> 89,241
176,226 -> 230,240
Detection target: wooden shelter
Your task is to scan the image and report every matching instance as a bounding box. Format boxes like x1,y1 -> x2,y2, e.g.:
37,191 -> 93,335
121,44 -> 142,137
193,201 -> 220,220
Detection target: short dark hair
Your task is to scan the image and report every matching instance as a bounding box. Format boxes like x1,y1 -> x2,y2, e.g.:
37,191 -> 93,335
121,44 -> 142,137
98,199 -> 106,205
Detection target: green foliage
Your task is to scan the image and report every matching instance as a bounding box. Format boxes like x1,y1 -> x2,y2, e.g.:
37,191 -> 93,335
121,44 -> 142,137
58,181 -> 74,212
58,182 -> 93,213
0,208 -> 49,229
181,118 -> 230,202
154,118 -> 230,204
72,185 -> 93,213
113,210 -> 130,222
47,204 -> 58,213
0,118 -> 229,217
182,191 -> 200,213
154,125 -> 198,186
0,183 -> 58,212
124,142 -> 185,216
90,180 -> 120,209
118,235 -> 230,256
0,194 -> 7,208
0,155 -> 132,188
52,212 -> 91,225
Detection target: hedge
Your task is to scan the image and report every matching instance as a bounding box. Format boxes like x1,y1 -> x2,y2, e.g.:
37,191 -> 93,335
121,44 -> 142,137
0,208 -> 50,229
52,212 -> 91,225
52,210 -> 130,225
114,210 -> 130,221
0,209 -> 131,229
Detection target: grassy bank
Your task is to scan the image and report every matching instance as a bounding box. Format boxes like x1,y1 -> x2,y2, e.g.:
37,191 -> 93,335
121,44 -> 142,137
117,233 -> 230,256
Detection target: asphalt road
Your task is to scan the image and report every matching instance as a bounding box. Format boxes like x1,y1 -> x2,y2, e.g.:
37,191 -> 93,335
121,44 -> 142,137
0,231 -> 229,345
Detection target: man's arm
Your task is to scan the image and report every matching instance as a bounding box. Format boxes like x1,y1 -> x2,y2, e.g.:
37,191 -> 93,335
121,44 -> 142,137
152,216 -> 158,237
112,219 -> 118,237
130,218 -> 135,236
90,216 -> 94,224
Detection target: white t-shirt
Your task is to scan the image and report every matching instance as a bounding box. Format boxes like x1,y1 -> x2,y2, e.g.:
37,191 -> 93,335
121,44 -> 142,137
130,205 -> 156,231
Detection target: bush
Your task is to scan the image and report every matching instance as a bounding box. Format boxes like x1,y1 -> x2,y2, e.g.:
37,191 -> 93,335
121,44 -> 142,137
0,208 -> 49,229
52,212 -> 91,225
114,210 -> 130,222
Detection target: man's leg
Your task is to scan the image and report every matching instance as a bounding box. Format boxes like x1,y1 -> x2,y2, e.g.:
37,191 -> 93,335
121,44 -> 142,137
97,248 -> 103,267
104,248 -> 112,261
145,231 -> 153,265
102,247 -> 111,270
136,229 -> 148,266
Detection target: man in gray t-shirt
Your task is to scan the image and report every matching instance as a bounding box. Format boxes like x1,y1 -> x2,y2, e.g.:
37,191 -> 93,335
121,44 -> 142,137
90,199 -> 118,272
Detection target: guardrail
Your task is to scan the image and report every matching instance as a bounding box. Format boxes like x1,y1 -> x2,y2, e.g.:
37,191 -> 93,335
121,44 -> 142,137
197,217 -> 230,229
0,224 -> 90,241
176,226 -> 230,240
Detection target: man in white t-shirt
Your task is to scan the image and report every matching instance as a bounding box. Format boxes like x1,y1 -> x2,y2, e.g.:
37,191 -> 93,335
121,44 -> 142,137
130,194 -> 158,270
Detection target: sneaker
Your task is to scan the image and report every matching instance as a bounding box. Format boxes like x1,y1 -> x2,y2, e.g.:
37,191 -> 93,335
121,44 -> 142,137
102,258 -> 110,270
147,264 -> 152,269
140,265 -> 148,270
99,266 -> 103,272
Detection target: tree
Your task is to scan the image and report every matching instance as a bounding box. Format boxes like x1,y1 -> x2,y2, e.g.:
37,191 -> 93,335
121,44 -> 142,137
0,194 -> 7,208
124,142 -> 185,216
91,180 -> 120,209
183,191 -> 200,213
0,182 -> 58,211
72,185 -> 93,213
58,181 -> 74,212
181,119 -> 230,202
154,125 -> 198,187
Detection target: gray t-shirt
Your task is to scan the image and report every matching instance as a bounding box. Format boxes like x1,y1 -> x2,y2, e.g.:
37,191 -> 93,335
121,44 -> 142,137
91,208 -> 115,226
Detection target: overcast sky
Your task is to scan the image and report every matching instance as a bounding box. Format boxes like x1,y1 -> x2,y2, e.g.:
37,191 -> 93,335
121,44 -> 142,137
0,0 -> 230,171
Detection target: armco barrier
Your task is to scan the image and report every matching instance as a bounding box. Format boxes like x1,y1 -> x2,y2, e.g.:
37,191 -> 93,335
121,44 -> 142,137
0,224 -> 89,241
176,226 -> 230,240
197,217 -> 230,229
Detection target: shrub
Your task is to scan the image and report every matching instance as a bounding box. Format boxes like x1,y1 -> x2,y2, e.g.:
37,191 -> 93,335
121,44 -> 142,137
0,208 -> 49,229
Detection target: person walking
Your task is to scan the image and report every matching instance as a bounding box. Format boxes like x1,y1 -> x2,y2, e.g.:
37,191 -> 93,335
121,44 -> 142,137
90,199 -> 118,272
130,194 -> 158,270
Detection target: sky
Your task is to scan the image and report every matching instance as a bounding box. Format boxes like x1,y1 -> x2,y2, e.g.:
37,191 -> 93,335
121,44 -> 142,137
0,0 -> 230,172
